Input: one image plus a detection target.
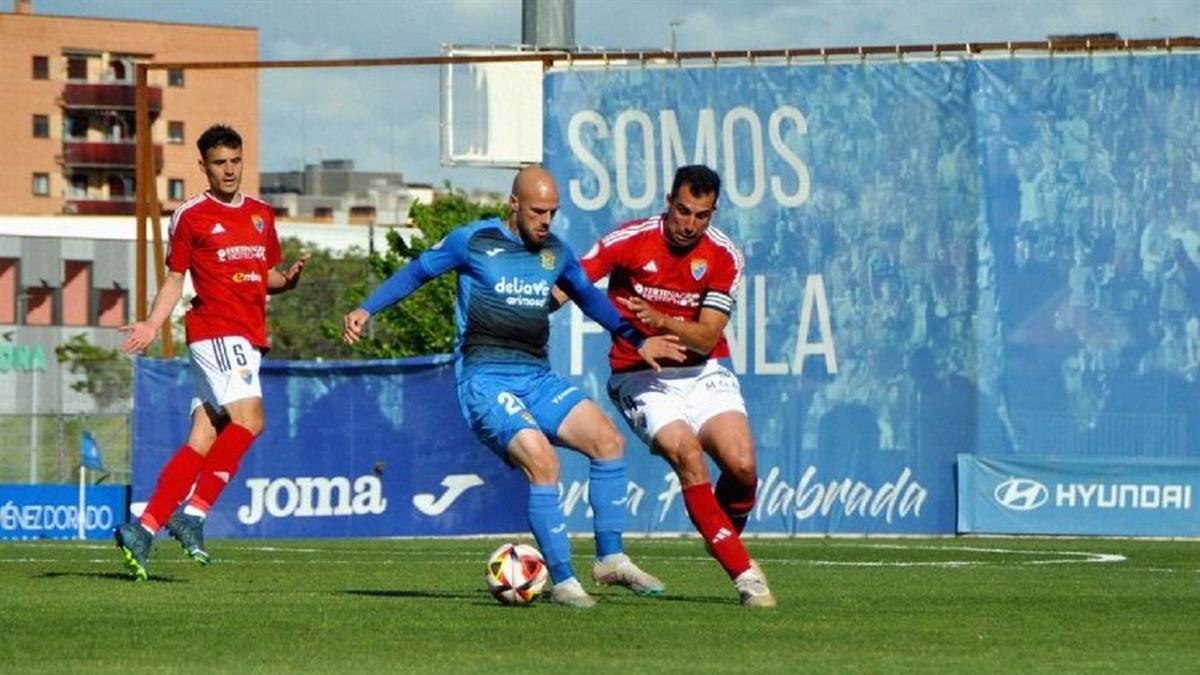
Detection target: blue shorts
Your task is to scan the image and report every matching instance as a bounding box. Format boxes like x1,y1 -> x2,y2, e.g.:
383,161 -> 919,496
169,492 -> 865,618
457,362 -> 588,458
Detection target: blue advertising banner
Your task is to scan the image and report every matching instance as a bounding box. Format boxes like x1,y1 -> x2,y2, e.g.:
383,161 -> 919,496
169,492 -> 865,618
0,484 -> 126,540
542,52 -> 1200,535
133,357 -> 530,538
957,454 -> 1200,536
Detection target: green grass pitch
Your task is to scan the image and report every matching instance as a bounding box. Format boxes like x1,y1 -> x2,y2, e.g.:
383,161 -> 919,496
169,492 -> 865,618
1,536 -> 1197,673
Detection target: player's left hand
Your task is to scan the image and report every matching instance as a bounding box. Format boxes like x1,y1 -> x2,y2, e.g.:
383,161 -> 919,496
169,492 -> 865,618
637,334 -> 686,373
280,252 -> 312,290
342,308 -> 371,345
618,296 -> 669,330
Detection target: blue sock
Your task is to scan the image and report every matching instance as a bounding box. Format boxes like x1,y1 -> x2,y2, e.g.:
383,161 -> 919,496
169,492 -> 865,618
589,457 -> 627,559
528,484 -> 574,584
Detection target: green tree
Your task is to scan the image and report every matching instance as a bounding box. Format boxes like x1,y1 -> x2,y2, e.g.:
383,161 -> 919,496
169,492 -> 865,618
344,192 -> 507,359
266,237 -> 370,360
55,334 -> 132,412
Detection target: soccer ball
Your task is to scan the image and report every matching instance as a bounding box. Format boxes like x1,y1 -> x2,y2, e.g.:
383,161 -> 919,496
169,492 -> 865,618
484,542 -> 549,606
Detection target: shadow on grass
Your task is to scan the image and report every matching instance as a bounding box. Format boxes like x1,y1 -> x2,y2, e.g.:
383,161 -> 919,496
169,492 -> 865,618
345,588 -> 734,607
36,571 -> 183,584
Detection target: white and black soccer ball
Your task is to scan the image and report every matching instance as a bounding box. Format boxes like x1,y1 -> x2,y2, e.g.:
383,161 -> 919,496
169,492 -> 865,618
484,542 -> 549,606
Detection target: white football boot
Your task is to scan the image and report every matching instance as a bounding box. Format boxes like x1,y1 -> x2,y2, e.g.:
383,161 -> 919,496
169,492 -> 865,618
592,552 -> 666,596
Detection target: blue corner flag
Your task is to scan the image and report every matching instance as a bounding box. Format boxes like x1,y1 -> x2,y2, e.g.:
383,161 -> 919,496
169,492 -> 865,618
81,431 -> 104,471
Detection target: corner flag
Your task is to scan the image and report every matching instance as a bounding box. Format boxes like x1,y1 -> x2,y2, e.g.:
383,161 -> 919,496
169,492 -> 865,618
81,431 -> 104,471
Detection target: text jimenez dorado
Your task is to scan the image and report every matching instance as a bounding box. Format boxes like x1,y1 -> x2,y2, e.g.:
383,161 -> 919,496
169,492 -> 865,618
233,467 -> 928,527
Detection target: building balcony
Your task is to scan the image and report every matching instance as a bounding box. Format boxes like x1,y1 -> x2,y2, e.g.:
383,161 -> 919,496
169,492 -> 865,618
62,83 -> 162,114
62,141 -> 163,170
64,198 -> 136,216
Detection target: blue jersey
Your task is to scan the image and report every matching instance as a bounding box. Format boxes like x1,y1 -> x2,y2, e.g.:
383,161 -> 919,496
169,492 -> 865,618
361,217 -> 642,369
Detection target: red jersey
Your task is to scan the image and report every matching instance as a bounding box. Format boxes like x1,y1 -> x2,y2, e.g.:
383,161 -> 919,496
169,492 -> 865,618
167,192 -> 281,348
581,214 -> 744,372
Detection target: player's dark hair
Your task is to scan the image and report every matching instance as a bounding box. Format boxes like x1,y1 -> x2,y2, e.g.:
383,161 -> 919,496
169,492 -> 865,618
197,124 -> 242,158
670,165 -> 721,202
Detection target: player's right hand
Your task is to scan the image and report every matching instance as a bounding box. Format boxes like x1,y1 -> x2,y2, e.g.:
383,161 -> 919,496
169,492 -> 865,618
342,308 -> 370,344
117,321 -> 157,355
637,334 -> 687,373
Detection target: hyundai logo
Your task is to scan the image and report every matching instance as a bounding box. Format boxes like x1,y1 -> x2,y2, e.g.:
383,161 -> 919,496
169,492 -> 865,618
994,477 -> 1048,511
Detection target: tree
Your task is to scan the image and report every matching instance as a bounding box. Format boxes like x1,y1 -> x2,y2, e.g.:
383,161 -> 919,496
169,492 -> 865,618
56,334 -> 132,412
344,192 -> 507,359
265,238 -> 370,360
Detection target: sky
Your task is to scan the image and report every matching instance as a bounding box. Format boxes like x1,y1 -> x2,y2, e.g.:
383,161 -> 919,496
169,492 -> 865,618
25,0 -> 1200,192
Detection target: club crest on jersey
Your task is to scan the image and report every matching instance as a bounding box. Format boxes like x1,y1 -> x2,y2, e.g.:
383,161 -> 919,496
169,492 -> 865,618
690,258 -> 708,280
239,369 -> 253,385
540,250 -> 556,270
251,214 -> 264,234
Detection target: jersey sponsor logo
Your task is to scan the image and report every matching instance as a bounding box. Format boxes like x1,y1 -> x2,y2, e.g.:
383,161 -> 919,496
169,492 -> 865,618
691,258 -> 708,280
642,260 -> 658,273
493,276 -> 551,307
237,474 -> 388,525
484,247 -> 505,257
631,281 -> 701,307
540,250 -> 556,270
232,271 -> 264,283
211,223 -> 227,235
251,214 -> 265,233
218,245 -> 268,262
411,474 -> 485,516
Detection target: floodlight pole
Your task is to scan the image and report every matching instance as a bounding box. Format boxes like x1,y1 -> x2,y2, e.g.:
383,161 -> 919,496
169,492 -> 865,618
134,64 -> 174,357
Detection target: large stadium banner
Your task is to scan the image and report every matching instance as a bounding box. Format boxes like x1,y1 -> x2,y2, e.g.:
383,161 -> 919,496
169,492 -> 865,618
543,52 -> 1200,535
132,358 -> 531,539
958,454 -> 1200,536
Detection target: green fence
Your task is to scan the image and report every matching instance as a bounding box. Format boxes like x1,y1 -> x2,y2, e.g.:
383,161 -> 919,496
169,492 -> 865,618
0,413 -> 130,484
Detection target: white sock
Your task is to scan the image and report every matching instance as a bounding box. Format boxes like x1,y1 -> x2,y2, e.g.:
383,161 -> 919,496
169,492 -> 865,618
183,504 -> 207,519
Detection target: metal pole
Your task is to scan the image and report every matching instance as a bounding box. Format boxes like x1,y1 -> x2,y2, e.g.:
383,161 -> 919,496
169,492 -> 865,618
134,65 -> 149,322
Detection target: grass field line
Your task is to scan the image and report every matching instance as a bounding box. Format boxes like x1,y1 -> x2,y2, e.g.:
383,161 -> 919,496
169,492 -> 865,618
1,541 -> 1135,569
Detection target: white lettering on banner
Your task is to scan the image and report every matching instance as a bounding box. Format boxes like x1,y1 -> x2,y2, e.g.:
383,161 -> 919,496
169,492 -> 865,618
567,106 -> 811,211
0,501 -> 113,532
558,481 -> 646,518
756,465 -> 927,524
412,474 -> 485,516
570,273 -> 838,377
238,475 -> 388,525
1054,482 -> 1192,510
553,467 -> 923,526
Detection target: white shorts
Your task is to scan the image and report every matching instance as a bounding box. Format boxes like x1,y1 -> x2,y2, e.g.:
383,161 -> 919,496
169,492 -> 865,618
188,336 -> 263,414
607,359 -> 747,446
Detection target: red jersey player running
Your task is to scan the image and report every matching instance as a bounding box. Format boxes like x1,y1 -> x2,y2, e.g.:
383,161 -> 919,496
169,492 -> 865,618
572,165 -> 775,607
114,124 -> 310,580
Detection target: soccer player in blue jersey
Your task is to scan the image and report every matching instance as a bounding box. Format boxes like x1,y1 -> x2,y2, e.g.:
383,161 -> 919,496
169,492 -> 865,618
342,166 -> 685,608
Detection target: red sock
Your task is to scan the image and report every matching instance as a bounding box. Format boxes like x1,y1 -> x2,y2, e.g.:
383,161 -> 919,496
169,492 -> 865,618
140,445 -> 205,533
715,473 -> 757,534
682,482 -> 752,579
187,423 -> 256,513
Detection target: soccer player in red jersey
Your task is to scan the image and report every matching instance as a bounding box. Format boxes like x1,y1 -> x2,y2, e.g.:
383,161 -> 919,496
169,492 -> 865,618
113,124 -> 310,580
573,165 -> 775,607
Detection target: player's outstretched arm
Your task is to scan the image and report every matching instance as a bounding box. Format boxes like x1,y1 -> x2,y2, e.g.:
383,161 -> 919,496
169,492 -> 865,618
636,334 -> 686,373
618,297 -> 728,355
268,252 -> 312,295
118,271 -> 186,354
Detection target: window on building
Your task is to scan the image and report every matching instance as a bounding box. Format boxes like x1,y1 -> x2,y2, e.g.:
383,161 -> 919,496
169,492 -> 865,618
167,121 -> 184,144
97,288 -> 128,327
32,173 -> 50,197
62,261 -> 91,326
32,55 -> 49,80
0,259 -> 17,325
33,114 -> 49,138
168,179 -> 185,201
64,114 -> 88,140
66,56 -> 88,81
168,68 -> 184,87
107,59 -> 128,82
68,174 -> 88,199
24,287 -> 55,326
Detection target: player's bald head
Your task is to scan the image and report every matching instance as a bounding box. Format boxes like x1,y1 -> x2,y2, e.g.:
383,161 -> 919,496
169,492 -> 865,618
511,165 -> 558,202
